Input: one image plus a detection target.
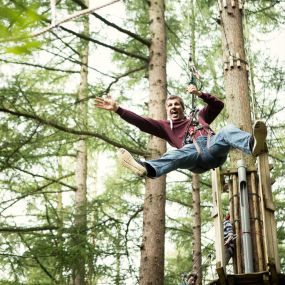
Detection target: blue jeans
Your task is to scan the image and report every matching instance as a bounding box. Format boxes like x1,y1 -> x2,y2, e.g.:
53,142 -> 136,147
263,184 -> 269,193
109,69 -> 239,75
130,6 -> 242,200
145,124 -> 252,177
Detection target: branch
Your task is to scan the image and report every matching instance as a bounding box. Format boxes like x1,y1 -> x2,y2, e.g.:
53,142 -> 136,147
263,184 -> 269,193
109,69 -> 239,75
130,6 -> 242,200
41,48 -> 114,78
60,26 -> 149,62
72,0 -> 151,47
124,206 -> 143,276
76,65 -> 147,103
125,206 -> 143,243
0,58 -> 78,74
246,1 -> 281,15
50,30 -> 81,57
165,226 -> 192,235
1,0 -> 121,42
176,170 -> 212,187
166,197 -> 191,208
13,167 -> 76,191
92,12 -> 151,47
0,180 -> 64,213
0,106 -> 148,156
19,234 -> 57,282
2,122 -> 40,168
0,226 -> 58,232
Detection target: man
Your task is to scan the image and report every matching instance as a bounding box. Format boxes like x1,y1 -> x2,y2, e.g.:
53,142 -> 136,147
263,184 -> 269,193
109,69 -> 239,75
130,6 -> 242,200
180,272 -> 197,285
187,272 -> 197,285
95,85 -> 267,178
224,213 -> 235,265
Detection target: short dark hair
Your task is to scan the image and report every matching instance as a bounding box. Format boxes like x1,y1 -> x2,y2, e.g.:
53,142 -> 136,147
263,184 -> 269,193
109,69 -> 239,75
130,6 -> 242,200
165,95 -> 185,110
188,272 -> 198,280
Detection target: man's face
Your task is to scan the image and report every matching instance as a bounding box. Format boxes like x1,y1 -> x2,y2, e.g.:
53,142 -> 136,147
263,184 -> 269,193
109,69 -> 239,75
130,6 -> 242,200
188,276 -> 196,285
166,98 -> 184,121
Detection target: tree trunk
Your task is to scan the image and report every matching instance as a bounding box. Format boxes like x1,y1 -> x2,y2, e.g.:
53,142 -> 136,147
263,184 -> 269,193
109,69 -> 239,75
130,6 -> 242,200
189,2 -> 202,284
219,0 -> 254,166
192,173 -> 202,285
87,154 -> 99,284
139,0 -> 167,284
219,0 -> 264,273
73,1 -> 89,284
57,157 -> 64,283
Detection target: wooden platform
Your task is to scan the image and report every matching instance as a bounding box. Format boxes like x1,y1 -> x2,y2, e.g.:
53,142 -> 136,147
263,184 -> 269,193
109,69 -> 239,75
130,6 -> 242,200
207,272 -> 285,285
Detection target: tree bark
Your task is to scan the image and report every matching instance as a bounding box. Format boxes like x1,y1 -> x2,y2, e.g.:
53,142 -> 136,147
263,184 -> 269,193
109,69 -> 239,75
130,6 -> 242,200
192,173 -> 202,285
189,2 -> 202,283
73,1 -> 89,284
220,0 -> 254,166
219,0 -> 264,273
139,0 -> 167,284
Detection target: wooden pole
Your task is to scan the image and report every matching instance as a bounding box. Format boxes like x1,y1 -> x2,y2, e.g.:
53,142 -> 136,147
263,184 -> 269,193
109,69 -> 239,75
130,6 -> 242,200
232,174 -> 242,273
250,172 -> 265,271
258,153 -> 280,272
228,176 -> 238,273
212,169 -> 226,269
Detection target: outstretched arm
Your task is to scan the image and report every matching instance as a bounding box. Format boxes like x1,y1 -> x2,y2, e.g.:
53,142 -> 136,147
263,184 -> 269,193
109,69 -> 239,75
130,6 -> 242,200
95,97 -> 119,112
95,96 -> 168,140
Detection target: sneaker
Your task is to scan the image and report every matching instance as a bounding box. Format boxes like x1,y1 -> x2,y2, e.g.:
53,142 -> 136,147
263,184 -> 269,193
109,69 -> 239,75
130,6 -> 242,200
252,121 -> 267,156
117,148 -> 147,176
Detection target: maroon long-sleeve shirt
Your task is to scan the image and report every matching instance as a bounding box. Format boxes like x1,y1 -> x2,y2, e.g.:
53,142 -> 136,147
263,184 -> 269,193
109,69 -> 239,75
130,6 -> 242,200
116,92 -> 224,149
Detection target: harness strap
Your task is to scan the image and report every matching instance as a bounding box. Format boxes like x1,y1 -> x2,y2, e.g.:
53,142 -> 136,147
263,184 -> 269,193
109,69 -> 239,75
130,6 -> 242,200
192,133 -> 211,155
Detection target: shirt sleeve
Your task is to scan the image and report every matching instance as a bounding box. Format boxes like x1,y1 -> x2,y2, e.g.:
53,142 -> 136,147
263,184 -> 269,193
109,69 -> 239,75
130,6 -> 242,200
116,107 -> 168,139
198,92 -> 224,124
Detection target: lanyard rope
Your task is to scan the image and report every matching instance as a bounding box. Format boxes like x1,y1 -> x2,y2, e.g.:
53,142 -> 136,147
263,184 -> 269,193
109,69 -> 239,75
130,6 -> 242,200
188,42 -> 203,116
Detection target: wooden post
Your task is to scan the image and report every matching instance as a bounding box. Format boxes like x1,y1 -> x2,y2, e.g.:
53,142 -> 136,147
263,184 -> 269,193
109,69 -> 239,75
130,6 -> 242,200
228,176 -> 238,274
232,174 -> 242,273
258,152 -> 280,272
212,168 -> 226,269
250,171 -> 265,271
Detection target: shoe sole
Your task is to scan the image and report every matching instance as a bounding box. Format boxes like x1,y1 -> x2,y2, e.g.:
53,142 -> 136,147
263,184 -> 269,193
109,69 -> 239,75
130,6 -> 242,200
252,121 -> 267,156
117,148 -> 146,176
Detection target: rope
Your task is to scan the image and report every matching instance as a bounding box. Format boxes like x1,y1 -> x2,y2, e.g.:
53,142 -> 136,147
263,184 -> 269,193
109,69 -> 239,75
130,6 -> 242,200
186,0 -> 203,113
187,44 -> 202,117
1,0 -> 120,43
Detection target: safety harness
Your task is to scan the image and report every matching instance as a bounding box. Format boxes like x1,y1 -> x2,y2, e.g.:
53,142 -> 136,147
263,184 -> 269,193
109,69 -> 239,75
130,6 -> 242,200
183,108 -> 213,154
184,45 -> 214,154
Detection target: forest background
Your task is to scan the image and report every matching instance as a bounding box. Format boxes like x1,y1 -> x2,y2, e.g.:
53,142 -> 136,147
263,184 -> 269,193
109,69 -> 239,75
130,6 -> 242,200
0,0 -> 284,284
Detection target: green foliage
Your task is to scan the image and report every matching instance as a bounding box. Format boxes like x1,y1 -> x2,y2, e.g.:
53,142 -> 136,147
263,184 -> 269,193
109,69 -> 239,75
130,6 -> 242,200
0,2 -> 42,34
5,41 -> 42,55
246,0 -> 284,32
0,1 -> 45,54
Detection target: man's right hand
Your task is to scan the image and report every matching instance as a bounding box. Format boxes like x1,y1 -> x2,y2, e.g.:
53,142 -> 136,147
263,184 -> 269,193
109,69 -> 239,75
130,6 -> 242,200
186,84 -> 202,97
95,96 -> 119,112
